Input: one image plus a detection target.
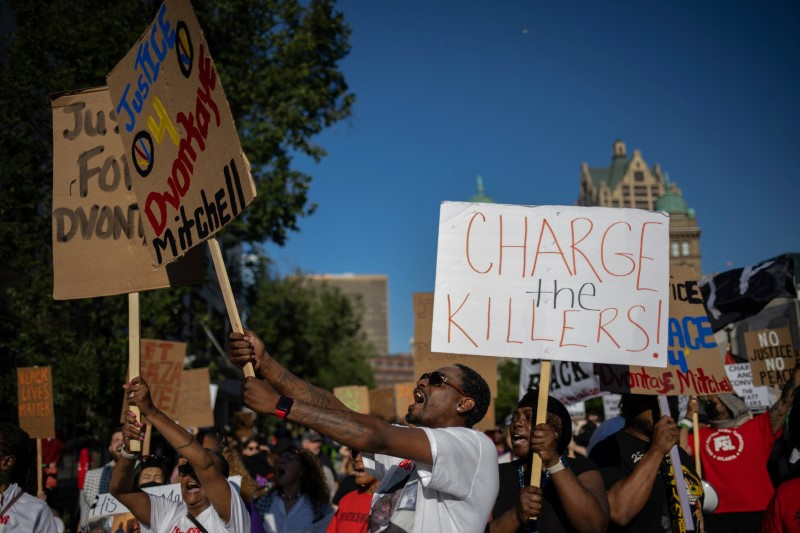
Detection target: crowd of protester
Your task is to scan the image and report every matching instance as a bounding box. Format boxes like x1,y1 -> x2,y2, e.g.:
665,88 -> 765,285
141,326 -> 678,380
3,338 -> 800,532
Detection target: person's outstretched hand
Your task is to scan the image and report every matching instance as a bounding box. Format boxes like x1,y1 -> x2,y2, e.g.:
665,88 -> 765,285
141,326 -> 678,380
124,376 -> 156,417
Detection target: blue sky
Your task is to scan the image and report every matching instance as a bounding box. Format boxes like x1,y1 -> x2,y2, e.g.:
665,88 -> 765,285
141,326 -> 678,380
265,1 -> 800,354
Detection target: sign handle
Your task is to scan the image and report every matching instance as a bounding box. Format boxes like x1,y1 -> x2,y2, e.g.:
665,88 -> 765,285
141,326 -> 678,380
658,395 -> 695,531
36,438 -> 43,495
528,360 -> 552,488
208,238 -> 255,377
128,292 -> 141,452
142,421 -> 152,457
692,412 -> 701,477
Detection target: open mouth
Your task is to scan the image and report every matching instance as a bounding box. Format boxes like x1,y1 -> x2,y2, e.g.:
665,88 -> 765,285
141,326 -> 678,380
511,433 -> 528,446
186,479 -> 201,493
413,388 -> 425,404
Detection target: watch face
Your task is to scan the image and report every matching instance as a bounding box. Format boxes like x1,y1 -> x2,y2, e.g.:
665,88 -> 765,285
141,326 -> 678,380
277,396 -> 293,411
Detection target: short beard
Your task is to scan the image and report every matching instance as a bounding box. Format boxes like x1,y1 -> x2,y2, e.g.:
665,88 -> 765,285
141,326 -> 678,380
628,414 -> 654,438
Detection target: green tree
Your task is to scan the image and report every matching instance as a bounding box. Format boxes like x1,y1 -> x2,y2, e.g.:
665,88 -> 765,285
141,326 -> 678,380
0,0 -> 354,442
495,358 -> 521,424
245,269 -> 377,392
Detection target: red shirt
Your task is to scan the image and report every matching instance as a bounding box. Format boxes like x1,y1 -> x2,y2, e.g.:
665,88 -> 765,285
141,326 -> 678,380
326,489 -> 372,533
760,477 -> 800,532
689,412 -> 781,513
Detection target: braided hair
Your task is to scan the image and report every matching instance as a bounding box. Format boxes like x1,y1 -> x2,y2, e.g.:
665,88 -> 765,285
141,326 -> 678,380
0,423 -> 35,493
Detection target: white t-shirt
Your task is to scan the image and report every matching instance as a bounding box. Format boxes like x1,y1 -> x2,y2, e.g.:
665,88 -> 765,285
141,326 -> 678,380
362,426 -> 499,533
0,483 -> 59,533
140,480 -> 250,533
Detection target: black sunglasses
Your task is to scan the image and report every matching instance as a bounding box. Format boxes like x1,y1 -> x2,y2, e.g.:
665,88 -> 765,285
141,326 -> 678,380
349,448 -> 360,460
419,371 -> 469,397
177,463 -> 194,477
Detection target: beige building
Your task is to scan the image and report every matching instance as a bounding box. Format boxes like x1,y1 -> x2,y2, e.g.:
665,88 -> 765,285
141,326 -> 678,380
577,140 -> 702,274
308,273 -> 390,357
370,353 -> 415,388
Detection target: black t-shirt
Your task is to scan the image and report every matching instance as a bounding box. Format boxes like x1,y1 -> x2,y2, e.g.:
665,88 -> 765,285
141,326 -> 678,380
588,429 -> 703,533
491,455 -> 599,533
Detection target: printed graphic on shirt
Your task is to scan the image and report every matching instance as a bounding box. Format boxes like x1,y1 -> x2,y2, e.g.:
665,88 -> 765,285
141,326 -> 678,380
704,428 -> 744,462
664,460 -> 704,532
368,460 -> 417,533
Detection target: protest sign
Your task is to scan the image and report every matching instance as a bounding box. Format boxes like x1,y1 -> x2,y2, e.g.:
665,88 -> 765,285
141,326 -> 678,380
431,202 -> 670,366
413,292 -> 496,429
106,0 -> 256,266
334,386 -> 370,414
725,363 -> 776,412
394,383 -> 416,422
744,327 -> 796,386
369,387 -> 395,422
89,476 -> 241,520
17,367 -> 55,439
602,394 -> 622,419
51,87 -> 204,299
141,338 -> 186,418
596,266 -> 734,396
175,367 -> 213,427
520,359 -> 601,405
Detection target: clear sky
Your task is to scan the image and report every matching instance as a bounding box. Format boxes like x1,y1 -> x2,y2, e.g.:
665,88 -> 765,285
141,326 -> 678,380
265,1 -> 800,355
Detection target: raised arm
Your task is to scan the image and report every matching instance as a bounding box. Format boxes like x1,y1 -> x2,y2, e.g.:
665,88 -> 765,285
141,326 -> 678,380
125,377 -> 234,522
109,411 -> 152,526
768,363 -> 800,434
241,376 -> 434,464
607,416 -> 677,526
228,329 -> 347,410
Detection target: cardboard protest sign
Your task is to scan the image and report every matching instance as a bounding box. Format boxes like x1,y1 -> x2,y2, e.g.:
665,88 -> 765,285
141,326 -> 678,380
51,87 -> 204,299
175,367 -> 213,428
725,363 -> 776,412
141,338 -> 186,418
17,367 -> 55,439
597,266 -> 734,396
414,292 -> 496,429
106,0 -> 256,266
744,327 -> 797,386
334,386 -> 370,414
520,359 -> 602,406
394,383 -> 416,422
431,202 -> 670,367
369,387 -> 395,422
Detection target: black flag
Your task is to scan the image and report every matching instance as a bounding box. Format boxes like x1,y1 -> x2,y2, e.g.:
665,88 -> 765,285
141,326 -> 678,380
699,254 -> 797,332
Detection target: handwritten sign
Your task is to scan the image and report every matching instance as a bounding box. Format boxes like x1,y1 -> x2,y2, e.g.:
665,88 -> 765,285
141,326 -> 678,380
17,367 -> 55,438
174,367 -> 213,428
520,359 -> 601,405
414,292 -> 496,430
744,327 -> 796,386
725,363 -> 775,412
141,338 -> 185,418
51,87 -> 204,299
597,266 -> 733,396
431,203 -> 670,366
334,386 -> 370,414
106,0 -> 256,265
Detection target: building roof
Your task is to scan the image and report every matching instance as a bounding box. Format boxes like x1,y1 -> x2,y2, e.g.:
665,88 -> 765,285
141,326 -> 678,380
655,181 -> 689,214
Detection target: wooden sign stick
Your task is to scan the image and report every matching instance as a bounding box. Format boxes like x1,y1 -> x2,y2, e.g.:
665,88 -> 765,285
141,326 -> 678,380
208,238 -> 254,377
143,422 -> 152,457
36,439 -> 43,495
658,395 -> 695,531
529,360 -> 552,488
692,412 -> 702,478
128,292 -> 141,452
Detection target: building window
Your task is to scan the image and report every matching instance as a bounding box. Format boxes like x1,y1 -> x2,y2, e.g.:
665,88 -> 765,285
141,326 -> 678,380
634,186 -> 647,195
671,242 -> 680,257
635,200 -> 649,209
611,200 -> 620,207
681,241 -> 690,256
634,171 -> 645,181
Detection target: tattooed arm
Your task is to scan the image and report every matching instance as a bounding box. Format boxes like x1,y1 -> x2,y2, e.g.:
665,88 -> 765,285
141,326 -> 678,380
769,363 -> 800,434
228,329 -> 347,410
241,376 -> 433,464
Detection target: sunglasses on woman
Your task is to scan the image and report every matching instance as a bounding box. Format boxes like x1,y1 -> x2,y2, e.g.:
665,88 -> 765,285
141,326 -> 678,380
419,371 -> 469,397
177,463 -> 195,477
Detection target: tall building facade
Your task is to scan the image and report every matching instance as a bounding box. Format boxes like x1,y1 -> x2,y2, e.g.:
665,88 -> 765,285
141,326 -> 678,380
308,273 -> 390,357
577,140 -> 702,273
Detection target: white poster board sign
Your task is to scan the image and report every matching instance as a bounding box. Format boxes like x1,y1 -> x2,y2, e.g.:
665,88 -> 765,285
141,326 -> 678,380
519,359 -> 602,406
602,394 -> 622,419
724,363 -> 776,412
432,202 -> 670,366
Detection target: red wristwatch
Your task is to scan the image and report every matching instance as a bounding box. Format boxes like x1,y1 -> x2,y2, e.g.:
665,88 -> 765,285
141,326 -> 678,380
276,396 -> 294,420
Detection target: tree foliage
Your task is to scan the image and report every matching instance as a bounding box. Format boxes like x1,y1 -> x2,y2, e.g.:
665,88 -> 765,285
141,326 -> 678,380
245,268 -> 377,391
495,358 -> 521,424
0,0 -> 354,442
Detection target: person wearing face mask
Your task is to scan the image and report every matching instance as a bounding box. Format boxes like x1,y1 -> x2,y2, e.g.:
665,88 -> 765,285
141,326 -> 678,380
487,390 -> 609,533
134,456 -> 168,489
680,364 -> 800,533
110,376 -> 250,532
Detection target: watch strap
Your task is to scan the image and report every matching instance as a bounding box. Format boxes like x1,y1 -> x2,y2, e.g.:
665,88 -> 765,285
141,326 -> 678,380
275,396 -> 294,420
545,456 -> 567,475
